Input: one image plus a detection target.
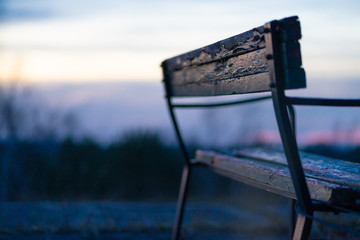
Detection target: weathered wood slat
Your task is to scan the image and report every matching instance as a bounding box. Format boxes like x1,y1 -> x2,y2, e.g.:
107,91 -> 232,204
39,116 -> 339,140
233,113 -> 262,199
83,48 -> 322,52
165,27 -> 266,72
169,68 -> 305,97
164,16 -> 301,73
170,72 -> 271,96
234,148 -> 360,189
194,150 -> 360,208
162,16 -> 306,97
171,49 -> 268,87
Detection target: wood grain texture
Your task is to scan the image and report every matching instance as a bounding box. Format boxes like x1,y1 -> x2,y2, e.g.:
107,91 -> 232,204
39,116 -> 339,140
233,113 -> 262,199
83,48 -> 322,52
171,49 -> 267,87
165,27 -> 266,72
170,69 -> 305,96
194,149 -> 360,209
162,16 -> 306,97
171,71 -> 271,96
234,148 -> 360,189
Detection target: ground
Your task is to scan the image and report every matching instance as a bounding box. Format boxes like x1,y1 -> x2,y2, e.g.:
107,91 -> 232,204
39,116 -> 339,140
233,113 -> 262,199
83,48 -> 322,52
0,201 -> 358,239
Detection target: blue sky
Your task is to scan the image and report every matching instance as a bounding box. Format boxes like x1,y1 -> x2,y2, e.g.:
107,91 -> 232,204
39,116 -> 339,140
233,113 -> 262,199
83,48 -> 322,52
1,0 -> 360,84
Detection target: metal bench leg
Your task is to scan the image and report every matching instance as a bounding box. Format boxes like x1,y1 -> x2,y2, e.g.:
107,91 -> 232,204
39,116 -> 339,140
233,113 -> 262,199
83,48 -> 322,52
172,166 -> 191,240
292,213 -> 312,240
289,199 -> 296,239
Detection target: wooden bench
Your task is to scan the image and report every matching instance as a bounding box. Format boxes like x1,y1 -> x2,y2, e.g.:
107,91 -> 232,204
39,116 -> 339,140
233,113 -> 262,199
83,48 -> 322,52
161,16 -> 360,240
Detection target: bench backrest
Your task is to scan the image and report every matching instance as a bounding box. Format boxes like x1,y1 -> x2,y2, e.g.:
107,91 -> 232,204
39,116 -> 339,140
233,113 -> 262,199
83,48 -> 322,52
162,16 -> 306,97
162,16 -> 318,220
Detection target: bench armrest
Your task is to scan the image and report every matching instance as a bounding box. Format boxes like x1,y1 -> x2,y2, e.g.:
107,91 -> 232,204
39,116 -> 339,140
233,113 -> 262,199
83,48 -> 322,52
286,97 -> 360,107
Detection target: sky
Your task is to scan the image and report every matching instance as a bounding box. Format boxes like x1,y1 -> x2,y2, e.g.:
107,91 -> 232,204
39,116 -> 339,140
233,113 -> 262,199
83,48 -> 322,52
0,0 -> 360,84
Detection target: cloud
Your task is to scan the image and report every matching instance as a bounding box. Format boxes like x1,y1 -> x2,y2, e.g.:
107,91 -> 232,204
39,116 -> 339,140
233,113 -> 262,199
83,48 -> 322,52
1,0 -> 360,82
0,0 -> 57,23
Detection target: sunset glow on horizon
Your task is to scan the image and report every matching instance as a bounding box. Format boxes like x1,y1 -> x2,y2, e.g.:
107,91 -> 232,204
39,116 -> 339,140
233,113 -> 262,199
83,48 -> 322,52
1,0 -> 360,84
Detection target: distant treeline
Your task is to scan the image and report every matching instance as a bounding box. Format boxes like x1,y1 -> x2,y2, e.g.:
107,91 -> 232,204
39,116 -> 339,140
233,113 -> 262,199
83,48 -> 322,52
0,130 -> 241,201
0,129 -> 359,201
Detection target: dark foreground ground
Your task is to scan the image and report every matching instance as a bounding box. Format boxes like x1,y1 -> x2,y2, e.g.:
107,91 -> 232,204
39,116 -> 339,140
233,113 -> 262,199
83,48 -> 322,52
0,201 -> 358,240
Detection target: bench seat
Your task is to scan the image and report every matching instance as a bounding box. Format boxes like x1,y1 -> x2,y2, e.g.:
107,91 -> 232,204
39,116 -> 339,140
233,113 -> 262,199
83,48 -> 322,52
193,147 -> 360,209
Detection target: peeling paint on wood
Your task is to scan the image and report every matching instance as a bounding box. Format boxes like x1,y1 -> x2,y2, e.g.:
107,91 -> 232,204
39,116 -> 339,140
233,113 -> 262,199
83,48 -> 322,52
166,27 -> 266,72
172,72 -> 271,96
162,16 -> 305,97
172,49 -> 268,86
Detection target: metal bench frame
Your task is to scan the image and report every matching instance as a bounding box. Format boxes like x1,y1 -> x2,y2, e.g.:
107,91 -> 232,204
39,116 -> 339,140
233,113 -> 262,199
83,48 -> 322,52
162,16 -> 360,240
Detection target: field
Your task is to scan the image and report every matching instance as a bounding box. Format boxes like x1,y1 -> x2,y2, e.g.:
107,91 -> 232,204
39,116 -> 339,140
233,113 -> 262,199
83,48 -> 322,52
0,199 -> 289,240
0,188 -> 358,240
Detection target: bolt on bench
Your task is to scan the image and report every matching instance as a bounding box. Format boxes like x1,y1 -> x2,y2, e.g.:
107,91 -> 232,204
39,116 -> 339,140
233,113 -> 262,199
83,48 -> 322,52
161,16 -> 360,240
